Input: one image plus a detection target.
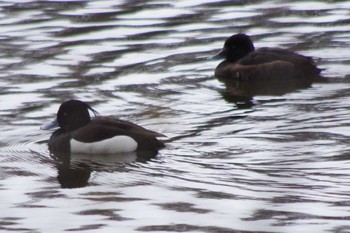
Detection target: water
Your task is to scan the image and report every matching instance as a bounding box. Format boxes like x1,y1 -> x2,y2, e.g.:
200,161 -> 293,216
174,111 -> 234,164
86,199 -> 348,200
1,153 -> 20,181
1,0 -> 350,232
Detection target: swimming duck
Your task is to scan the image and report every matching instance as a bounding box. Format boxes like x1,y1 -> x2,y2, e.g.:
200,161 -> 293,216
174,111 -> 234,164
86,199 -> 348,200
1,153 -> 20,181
42,100 -> 165,154
213,33 -> 322,84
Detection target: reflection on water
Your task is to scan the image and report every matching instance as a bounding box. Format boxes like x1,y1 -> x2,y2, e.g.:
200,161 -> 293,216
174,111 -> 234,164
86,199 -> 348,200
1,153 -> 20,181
51,150 -> 157,188
1,0 -> 350,232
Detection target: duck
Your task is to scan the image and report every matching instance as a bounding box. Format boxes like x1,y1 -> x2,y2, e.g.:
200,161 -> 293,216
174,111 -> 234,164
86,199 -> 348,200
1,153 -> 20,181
41,100 -> 165,155
213,34 -> 323,95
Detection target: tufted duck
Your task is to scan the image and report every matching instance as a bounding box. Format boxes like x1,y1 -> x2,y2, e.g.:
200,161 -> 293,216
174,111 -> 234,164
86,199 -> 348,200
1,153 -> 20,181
41,100 -> 165,154
213,34 -> 322,82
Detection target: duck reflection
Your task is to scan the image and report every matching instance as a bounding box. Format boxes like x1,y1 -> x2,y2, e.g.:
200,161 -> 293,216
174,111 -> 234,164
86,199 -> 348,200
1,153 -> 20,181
218,75 -> 315,107
219,90 -> 254,109
50,150 -> 157,189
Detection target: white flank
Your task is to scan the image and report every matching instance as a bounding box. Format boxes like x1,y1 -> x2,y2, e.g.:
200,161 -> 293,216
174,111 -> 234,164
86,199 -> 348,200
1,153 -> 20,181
70,135 -> 138,154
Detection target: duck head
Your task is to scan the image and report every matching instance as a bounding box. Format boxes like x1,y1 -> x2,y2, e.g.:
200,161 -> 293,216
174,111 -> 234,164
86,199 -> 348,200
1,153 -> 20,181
213,34 -> 255,62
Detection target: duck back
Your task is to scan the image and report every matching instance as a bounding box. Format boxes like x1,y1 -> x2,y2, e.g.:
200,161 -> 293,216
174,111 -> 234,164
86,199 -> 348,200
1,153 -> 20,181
216,47 -> 321,81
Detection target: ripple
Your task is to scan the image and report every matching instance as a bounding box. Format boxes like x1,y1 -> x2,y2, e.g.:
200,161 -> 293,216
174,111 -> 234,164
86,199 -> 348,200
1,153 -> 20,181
1,0 -> 350,232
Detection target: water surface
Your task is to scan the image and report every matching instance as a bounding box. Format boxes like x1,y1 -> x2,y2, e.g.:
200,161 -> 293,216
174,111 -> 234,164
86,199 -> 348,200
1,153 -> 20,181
1,0 -> 350,232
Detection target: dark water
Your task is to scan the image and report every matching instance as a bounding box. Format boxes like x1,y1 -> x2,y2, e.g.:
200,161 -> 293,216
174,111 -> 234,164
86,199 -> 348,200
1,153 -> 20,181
1,0 -> 350,232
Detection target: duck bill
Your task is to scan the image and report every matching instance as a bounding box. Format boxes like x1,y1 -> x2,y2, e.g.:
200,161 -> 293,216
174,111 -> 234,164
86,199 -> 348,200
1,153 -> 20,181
209,48 -> 227,60
41,118 -> 59,130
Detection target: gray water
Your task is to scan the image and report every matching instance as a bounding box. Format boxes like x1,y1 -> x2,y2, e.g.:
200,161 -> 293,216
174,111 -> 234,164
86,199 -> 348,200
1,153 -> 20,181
1,0 -> 350,232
